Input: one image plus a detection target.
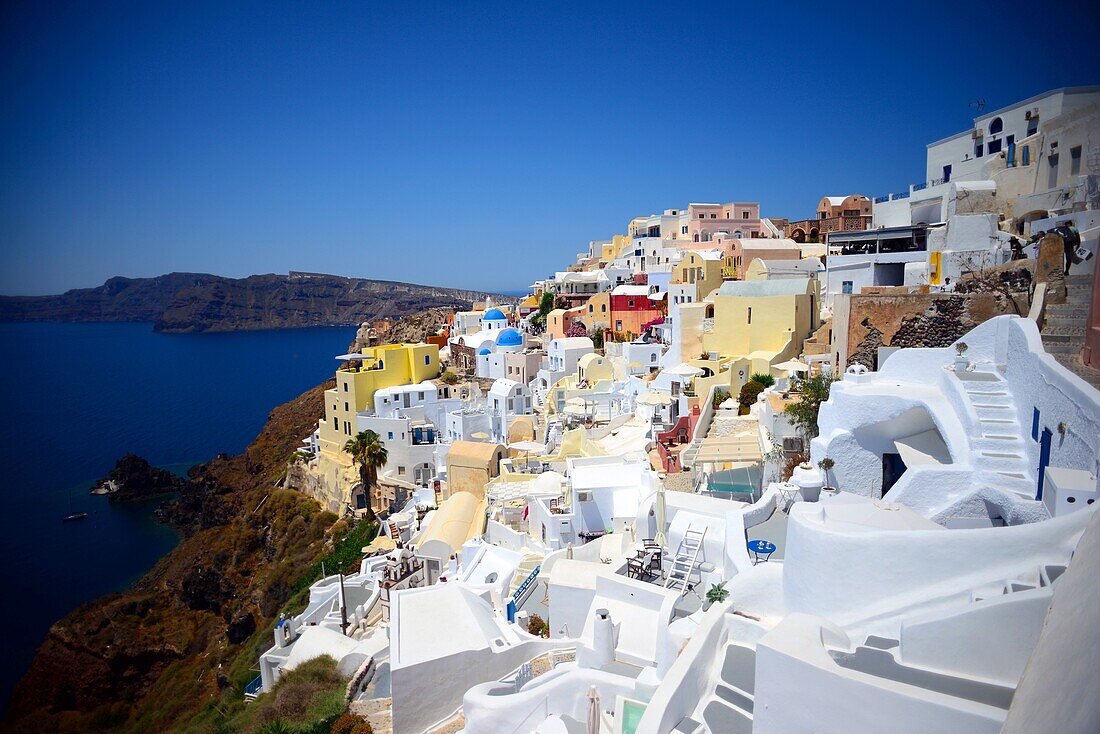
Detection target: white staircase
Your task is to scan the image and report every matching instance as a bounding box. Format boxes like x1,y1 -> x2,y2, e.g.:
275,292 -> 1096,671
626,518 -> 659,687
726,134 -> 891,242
509,552 -> 543,598
676,642 -> 756,734
665,526 -> 707,597
953,372 -> 1036,501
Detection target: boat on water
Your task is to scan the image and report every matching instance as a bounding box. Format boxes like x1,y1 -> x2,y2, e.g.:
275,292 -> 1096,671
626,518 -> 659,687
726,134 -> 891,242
62,512 -> 89,522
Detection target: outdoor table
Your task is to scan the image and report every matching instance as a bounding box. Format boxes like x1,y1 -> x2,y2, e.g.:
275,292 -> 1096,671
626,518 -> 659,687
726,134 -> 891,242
778,483 -> 800,511
747,539 -> 777,564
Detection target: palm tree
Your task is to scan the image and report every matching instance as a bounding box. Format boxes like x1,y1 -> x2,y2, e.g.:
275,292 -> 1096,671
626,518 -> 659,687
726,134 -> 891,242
344,430 -> 388,522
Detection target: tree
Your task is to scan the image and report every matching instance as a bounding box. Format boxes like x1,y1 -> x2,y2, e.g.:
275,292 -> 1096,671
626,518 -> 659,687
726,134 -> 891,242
817,457 -> 836,488
344,430 -> 388,522
750,372 -> 775,388
589,328 -> 605,350
783,374 -> 835,439
738,380 -> 765,414
439,370 -> 460,385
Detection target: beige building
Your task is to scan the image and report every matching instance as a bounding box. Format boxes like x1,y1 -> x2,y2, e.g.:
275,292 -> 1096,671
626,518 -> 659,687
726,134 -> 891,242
443,441 -> 505,501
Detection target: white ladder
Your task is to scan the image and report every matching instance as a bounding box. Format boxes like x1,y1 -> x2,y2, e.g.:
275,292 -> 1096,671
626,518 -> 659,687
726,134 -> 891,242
664,526 -> 707,597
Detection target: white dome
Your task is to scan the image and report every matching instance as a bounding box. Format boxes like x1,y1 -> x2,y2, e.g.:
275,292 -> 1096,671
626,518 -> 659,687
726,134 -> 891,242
531,471 -> 565,495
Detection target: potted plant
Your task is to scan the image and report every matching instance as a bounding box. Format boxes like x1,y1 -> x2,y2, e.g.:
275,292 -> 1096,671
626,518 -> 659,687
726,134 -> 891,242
818,457 -> 838,498
704,583 -> 730,610
953,341 -> 970,372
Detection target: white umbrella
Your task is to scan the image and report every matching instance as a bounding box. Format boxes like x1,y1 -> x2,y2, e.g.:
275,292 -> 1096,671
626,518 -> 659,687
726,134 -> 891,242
470,431 -> 490,440
666,362 -> 704,377
508,440 -> 546,468
773,359 -> 810,373
566,542 -> 573,560
654,485 -> 667,547
586,686 -> 601,734
638,391 -> 674,406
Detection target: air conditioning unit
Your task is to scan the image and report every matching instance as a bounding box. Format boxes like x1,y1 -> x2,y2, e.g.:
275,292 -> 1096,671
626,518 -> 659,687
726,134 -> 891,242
1025,110 -> 1032,120
972,129 -> 983,139
577,491 -> 593,502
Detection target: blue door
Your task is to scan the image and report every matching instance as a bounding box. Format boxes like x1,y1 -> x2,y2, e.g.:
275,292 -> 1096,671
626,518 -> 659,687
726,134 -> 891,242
1036,428 -> 1053,501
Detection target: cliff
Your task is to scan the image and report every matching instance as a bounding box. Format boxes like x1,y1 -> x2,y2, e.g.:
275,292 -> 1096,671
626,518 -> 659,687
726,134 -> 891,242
0,271 -> 511,333
4,380 -> 345,733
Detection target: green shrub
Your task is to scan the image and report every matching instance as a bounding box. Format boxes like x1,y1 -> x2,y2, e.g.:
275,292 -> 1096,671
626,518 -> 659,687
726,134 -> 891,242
440,370 -> 460,385
712,388 -> 730,410
331,713 -> 374,734
750,372 -> 775,388
738,380 -> 765,414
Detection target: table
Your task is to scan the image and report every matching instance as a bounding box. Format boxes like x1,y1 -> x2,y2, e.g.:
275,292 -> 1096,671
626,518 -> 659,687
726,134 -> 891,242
777,483 -> 800,511
746,539 -> 777,564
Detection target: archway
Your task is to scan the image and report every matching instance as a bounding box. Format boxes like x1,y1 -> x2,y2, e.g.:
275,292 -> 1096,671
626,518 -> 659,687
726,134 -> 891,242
790,228 -> 806,243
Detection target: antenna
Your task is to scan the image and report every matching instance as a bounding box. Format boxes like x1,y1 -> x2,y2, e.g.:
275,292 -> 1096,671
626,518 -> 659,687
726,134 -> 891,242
968,99 -> 986,113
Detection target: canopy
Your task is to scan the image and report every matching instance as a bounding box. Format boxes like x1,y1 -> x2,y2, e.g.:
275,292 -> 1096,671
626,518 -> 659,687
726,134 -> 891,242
335,353 -> 368,361
508,440 -> 546,453
665,363 -> 704,377
470,431 -> 490,440
773,359 -> 810,372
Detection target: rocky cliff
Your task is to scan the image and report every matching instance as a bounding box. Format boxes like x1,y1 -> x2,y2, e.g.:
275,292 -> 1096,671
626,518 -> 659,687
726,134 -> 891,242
5,380 -> 343,733
0,271 -> 511,333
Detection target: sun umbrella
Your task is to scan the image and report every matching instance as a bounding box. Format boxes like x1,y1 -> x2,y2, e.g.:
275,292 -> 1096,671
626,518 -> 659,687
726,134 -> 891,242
773,359 -> 810,373
654,485 -> 667,547
638,392 -> 673,406
586,686 -> 601,734
471,431 -> 490,440
508,440 -> 545,468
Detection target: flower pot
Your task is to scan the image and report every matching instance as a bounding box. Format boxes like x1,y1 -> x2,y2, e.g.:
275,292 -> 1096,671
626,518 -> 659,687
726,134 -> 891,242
820,486 -> 839,499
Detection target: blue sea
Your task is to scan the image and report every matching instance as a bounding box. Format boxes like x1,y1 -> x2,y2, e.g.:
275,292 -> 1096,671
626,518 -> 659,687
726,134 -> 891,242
0,321 -> 355,712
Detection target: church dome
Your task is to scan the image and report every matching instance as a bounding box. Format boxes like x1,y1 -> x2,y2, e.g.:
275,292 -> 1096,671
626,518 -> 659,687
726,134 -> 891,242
483,308 -> 507,321
497,328 -> 523,347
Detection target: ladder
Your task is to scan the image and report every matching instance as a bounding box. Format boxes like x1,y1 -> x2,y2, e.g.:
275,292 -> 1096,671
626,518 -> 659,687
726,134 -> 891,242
387,520 -> 402,545
664,526 -> 707,597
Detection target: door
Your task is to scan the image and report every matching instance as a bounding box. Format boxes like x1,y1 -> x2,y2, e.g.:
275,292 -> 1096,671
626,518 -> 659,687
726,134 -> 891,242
942,164 -> 951,183
882,453 -> 907,497
1036,428 -> 1053,501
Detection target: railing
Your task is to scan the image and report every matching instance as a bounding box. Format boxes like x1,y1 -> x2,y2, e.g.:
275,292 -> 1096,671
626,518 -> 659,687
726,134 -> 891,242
244,674 -> 264,700
506,563 -> 543,621
874,195 -> 890,203
912,182 -> 928,192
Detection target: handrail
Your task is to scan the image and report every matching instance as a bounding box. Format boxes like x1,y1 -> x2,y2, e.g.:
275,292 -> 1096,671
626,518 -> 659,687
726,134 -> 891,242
1028,281 -> 1049,331
506,563 -> 543,621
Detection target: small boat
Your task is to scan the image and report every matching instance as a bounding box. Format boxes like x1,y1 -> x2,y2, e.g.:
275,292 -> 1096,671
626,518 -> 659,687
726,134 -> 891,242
62,512 -> 89,522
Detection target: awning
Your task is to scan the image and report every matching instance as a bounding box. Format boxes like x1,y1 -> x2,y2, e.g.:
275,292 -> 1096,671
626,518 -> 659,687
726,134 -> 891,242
893,429 -> 952,467
692,435 -> 763,464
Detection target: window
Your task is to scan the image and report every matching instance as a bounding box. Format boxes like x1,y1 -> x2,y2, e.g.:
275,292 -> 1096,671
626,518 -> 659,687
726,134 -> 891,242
332,417 -> 338,431
986,138 -> 1002,155
616,320 -> 623,331
588,305 -> 593,313
1022,144 -> 1030,166
742,211 -> 749,219
628,299 -> 635,307
387,431 -> 394,440
1071,146 -> 1082,175
424,355 -> 431,365
1048,154 -> 1059,189
989,117 -> 1003,135
1027,118 -> 1038,137
343,382 -> 348,392
397,466 -> 405,475
602,304 -> 606,313
681,225 -> 688,235
344,402 -> 349,412
651,353 -> 657,362
747,307 -> 752,324
974,143 -> 984,158
842,281 -> 853,295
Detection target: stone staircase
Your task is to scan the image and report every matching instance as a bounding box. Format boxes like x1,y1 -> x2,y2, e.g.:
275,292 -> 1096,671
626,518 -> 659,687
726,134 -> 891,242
953,373 -> 1035,500
1042,271 -> 1100,390
675,642 -> 756,734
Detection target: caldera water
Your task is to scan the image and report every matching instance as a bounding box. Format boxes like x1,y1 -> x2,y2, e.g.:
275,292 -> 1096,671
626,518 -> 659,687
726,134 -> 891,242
0,321 -> 355,711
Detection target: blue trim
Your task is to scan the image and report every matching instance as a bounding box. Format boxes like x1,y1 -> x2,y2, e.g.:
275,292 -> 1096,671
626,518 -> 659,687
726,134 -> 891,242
1031,408 -> 1040,441
1037,428 -> 1053,501
245,674 -> 264,697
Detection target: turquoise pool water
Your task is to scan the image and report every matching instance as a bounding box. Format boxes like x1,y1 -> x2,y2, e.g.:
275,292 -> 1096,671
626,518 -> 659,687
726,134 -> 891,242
707,468 -> 760,497
622,700 -> 647,734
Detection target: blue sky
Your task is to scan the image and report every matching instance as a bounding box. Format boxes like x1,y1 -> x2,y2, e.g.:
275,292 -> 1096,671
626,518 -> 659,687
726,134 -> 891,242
1,1 -> 1097,295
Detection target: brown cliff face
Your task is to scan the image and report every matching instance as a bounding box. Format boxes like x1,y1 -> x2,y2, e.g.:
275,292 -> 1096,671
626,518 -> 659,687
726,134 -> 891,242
5,380 -> 338,733
0,271 -> 513,333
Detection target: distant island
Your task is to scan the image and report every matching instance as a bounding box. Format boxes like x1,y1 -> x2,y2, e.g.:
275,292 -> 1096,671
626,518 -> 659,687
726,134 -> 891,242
0,271 -> 514,333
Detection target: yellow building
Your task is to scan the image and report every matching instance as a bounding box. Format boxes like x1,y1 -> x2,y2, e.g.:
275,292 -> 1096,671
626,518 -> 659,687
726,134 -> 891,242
671,251 -> 726,299
318,342 -> 441,456
694,279 -> 820,396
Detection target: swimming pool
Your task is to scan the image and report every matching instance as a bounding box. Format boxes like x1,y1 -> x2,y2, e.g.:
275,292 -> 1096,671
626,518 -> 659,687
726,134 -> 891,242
707,468 -> 760,499
621,699 -> 647,734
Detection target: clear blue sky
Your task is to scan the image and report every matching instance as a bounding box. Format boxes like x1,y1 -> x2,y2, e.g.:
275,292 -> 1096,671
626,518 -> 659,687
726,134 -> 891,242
2,1 -> 1097,295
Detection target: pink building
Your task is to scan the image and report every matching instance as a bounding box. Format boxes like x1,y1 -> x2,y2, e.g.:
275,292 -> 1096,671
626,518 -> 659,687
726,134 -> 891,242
686,202 -> 765,243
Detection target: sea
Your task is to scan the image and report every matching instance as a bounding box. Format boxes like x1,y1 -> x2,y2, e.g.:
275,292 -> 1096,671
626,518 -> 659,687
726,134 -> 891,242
0,321 -> 356,713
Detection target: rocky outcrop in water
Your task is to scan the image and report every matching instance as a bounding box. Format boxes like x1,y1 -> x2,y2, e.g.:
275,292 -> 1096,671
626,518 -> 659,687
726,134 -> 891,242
91,454 -> 190,503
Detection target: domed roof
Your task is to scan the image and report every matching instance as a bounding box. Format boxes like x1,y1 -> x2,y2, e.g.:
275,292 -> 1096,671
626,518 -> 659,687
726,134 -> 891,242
478,347 -> 492,355
532,471 -> 564,495
483,308 -> 507,321
497,328 -> 523,347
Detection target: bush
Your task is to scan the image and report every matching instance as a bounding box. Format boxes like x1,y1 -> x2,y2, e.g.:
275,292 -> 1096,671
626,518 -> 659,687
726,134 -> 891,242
750,372 -> 775,388
712,388 -> 730,410
527,614 -> 550,637
738,380 -> 765,414
440,370 -> 460,385
330,713 -> 374,734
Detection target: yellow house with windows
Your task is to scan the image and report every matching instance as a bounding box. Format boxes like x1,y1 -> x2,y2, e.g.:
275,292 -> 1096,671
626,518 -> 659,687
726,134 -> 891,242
318,342 -> 441,457
671,250 -> 726,299
693,279 -> 820,397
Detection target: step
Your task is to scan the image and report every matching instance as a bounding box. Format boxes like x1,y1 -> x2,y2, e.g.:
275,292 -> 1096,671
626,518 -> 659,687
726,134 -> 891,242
1045,343 -> 1083,355
980,451 -> 1024,460
1041,330 -> 1086,344
1044,305 -> 1090,319
1040,564 -> 1067,586
1065,273 -> 1094,286
715,683 -> 755,713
